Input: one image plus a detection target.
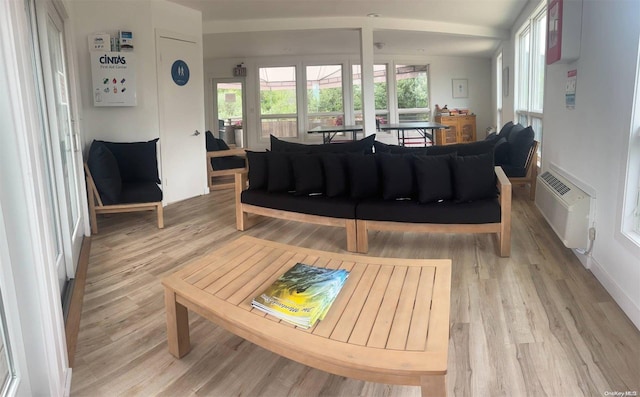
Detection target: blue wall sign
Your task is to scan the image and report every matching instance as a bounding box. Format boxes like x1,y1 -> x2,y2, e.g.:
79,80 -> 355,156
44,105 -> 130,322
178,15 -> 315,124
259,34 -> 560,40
171,60 -> 190,86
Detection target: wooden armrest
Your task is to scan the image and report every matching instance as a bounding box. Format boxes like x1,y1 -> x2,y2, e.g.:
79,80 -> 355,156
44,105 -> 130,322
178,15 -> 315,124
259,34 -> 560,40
495,166 -> 511,194
207,149 -> 246,159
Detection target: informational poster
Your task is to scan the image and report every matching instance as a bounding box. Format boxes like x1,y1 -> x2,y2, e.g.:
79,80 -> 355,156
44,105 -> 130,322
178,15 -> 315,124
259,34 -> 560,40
566,69 -> 577,109
91,52 -> 136,106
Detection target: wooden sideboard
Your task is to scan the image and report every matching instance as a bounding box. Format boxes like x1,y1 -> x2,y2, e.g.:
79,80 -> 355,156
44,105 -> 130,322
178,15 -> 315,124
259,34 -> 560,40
434,115 -> 476,145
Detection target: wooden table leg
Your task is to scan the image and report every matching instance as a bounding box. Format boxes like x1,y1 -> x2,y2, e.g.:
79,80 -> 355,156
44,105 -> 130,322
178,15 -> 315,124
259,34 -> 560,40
164,288 -> 191,358
420,375 -> 446,397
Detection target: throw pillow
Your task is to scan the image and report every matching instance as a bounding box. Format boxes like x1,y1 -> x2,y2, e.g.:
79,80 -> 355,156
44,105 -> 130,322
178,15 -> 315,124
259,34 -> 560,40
267,151 -> 294,192
100,138 -> 160,184
216,137 -> 230,150
291,154 -> 324,195
507,126 -> 535,168
346,154 -> 380,199
321,153 -> 349,197
271,134 -> 376,154
451,152 -> 497,202
378,153 -> 414,200
245,151 -> 268,190
413,154 -> 454,204
87,140 -> 122,205
205,130 -> 219,151
493,137 -> 510,166
498,121 -> 514,139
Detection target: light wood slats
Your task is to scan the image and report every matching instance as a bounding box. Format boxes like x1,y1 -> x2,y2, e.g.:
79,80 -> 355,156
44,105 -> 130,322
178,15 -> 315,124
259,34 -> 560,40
425,267 -> 452,353
216,250 -> 296,301
311,261 -> 359,338
348,265 -> 394,346
387,267 -> 422,350
200,247 -> 275,292
367,266 -> 409,348
330,264 -> 381,343
406,267 -> 436,351
182,240 -> 258,284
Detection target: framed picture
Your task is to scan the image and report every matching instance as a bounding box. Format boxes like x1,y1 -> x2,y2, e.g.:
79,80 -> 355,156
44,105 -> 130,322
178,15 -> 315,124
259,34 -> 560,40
452,78 -> 468,98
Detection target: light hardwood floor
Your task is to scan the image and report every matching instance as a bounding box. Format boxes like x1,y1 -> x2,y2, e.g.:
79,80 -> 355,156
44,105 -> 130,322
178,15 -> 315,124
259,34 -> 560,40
70,186 -> 640,397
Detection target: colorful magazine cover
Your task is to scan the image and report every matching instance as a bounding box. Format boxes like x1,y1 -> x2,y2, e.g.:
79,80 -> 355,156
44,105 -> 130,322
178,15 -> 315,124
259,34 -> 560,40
252,263 -> 349,328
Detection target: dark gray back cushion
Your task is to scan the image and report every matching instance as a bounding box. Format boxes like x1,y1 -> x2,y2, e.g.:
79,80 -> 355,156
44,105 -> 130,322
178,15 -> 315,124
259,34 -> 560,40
88,140 -> 122,205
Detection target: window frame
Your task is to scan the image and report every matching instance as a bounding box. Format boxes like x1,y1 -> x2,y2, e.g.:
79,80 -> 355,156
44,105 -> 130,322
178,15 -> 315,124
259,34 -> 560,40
515,3 -> 547,153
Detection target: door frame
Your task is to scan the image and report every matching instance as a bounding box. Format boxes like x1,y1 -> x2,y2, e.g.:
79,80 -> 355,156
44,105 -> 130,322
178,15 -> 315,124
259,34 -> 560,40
211,77 -> 247,145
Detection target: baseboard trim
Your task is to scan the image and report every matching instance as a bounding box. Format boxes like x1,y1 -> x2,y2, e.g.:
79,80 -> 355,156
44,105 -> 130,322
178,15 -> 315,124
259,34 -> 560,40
588,255 -> 640,330
65,236 -> 91,367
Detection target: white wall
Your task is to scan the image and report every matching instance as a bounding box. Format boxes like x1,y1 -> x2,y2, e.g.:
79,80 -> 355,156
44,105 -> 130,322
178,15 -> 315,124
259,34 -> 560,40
205,54 -> 492,150
542,0 -> 640,328
72,0 -> 202,146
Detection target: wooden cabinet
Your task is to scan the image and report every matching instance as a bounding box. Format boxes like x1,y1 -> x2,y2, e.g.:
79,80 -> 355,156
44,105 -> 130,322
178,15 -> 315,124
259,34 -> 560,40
434,115 -> 476,145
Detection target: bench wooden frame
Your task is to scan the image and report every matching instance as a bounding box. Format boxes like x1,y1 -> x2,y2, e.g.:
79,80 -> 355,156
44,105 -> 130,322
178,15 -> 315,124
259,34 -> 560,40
235,166 -> 511,257
357,166 -> 511,257
508,140 -> 538,200
207,148 -> 247,191
162,236 -> 452,397
84,163 -> 164,234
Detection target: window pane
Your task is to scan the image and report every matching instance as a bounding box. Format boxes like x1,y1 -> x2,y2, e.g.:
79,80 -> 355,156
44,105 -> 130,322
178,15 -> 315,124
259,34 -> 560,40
260,66 -> 297,138
518,29 -> 530,111
531,13 -> 547,112
261,117 -> 297,138
353,64 -> 388,112
306,65 -> 343,128
396,64 -> 429,110
259,66 -> 297,115
217,82 -> 243,123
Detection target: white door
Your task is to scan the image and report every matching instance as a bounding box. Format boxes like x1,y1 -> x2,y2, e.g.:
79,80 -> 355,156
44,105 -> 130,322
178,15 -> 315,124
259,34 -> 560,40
157,34 -> 206,204
36,0 -> 85,294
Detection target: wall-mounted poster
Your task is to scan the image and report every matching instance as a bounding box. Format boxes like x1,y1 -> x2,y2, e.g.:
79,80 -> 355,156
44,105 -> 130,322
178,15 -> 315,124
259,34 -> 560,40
91,52 -> 136,106
452,78 -> 468,98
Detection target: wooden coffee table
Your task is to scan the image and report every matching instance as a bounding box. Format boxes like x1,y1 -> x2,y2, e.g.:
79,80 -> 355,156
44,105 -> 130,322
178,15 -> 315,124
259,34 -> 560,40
162,236 -> 451,396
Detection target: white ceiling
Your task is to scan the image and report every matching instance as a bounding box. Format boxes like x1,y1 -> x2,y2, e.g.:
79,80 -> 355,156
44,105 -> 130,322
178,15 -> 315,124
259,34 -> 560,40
168,0 -> 531,59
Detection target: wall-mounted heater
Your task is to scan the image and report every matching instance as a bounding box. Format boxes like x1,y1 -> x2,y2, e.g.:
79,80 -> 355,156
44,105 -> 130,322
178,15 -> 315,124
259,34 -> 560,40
535,170 -> 591,248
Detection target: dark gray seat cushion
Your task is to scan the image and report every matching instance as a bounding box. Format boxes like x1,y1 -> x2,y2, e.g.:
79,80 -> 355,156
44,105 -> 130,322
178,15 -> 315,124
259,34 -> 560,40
241,190 -> 357,219
356,198 -> 501,224
87,140 -> 122,205
206,130 -> 246,170
120,182 -> 163,204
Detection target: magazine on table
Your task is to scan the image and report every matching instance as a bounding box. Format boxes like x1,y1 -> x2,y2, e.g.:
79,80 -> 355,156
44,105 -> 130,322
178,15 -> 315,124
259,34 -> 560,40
252,263 -> 349,328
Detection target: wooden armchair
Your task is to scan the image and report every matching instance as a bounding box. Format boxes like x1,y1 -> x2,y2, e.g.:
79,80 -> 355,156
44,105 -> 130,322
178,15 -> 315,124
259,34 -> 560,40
206,130 -> 247,191
85,140 -> 164,233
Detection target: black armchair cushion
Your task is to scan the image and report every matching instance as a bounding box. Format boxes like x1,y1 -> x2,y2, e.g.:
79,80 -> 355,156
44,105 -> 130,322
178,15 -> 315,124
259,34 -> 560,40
120,182 -> 163,203
498,121 -> 514,138
378,153 -> 414,200
246,151 -> 268,190
427,139 -> 494,156
99,138 -> 160,184
413,154 -> 454,204
291,154 -> 324,196
493,137 -> 510,165
206,130 -> 244,170
507,126 -> 534,169
267,151 -> 294,192
88,141 -> 122,205
206,130 -> 219,151
451,152 -> 497,202
346,153 -> 380,199
271,134 -> 375,154
321,153 -> 349,197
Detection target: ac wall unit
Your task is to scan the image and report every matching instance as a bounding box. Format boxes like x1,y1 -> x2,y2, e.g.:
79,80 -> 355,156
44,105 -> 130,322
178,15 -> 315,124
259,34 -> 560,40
535,171 -> 591,248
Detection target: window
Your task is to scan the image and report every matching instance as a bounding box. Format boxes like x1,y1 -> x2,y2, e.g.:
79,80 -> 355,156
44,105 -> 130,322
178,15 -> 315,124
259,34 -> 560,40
621,49 -> 640,246
395,64 -> 430,122
259,66 -> 297,138
496,52 -> 503,129
353,64 -> 389,124
515,4 -> 547,151
306,65 -> 343,129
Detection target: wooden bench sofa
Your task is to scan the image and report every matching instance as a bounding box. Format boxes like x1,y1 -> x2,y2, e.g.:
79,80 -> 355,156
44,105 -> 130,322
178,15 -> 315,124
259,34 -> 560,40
234,137 -> 512,256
